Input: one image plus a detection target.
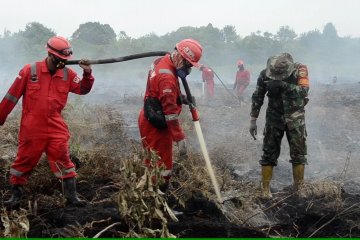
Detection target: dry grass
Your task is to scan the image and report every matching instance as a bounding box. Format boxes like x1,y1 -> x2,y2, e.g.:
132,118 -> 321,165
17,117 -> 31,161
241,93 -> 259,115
115,147 -> 177,238
1,93 -> 352,238
0,208 -> 29,238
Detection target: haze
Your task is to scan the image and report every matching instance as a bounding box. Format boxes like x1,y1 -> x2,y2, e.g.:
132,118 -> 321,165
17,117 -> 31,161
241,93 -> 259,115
1,0 -> 359,38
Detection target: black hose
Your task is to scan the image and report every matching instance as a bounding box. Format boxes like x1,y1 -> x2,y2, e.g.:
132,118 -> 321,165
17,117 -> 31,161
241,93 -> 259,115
180,77 -> 195,109
210,68 -> 241,102
65,51 -> 169,65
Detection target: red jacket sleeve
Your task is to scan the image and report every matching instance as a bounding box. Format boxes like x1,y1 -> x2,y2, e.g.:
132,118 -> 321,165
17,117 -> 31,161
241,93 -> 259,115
69,69 -> 95,95
0,66 -> 29,125
157,76 -> 185,142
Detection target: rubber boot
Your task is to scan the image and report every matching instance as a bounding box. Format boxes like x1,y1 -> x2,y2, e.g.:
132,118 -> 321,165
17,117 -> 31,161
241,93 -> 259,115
4,185 -> 23,208
63,178 -> 86,207
292,164 -> 305,191
261,165 -> 273,199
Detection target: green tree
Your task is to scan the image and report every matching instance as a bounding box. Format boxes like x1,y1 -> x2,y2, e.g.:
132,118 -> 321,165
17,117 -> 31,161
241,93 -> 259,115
17,22 -> 55,44
12,22 -> 56,61
275,26 -> 297,42
221,25 -> 238,43
323,22 -> 338,39
71,22 -> 116,45
242,32 -> 280,64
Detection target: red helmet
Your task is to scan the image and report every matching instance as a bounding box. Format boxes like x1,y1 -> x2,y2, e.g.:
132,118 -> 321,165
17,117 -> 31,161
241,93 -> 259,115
46,36 -> 73,60
237,59 -> 244,66
175,39 -> 202,68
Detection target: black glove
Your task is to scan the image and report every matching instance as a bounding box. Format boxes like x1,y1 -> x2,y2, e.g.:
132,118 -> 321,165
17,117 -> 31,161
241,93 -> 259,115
249,119 -> 257,140
70,154 -> 82,169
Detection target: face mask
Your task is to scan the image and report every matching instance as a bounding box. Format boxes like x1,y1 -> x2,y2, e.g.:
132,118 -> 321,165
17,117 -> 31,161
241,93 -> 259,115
52,55 -> 67,69
176,60 -> 192,79
176,66 -> 192,79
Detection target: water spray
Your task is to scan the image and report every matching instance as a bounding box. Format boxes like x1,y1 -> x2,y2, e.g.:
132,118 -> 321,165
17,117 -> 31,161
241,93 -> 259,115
65,51 -> 169,65
179,74 -> 223,203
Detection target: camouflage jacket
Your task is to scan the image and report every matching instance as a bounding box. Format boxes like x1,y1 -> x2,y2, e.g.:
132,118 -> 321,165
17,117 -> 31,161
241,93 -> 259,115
251,63 -> 309,129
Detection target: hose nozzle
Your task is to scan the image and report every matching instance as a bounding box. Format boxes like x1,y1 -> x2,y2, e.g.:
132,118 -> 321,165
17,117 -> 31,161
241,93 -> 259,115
190,108 -> 200,121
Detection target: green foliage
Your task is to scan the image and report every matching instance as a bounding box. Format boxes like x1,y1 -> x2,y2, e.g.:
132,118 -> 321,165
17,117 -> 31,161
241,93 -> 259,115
71,22 -> 117,45
0,21 -> 359,82
0,22 -> 56,72
275,25 -> 297,43
323,22 -> 338,39
221,25 -> 238,43
17,22 -> 56,45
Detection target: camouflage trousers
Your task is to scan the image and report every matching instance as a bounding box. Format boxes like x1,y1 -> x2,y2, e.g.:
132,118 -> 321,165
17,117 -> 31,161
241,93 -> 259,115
259,123 -> 307,166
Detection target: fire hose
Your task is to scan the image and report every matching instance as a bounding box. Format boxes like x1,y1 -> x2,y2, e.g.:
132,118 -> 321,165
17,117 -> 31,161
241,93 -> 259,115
179,73 -> 223,203
65,51 -> 169,65
209,68 -> 241,103
65,51 -> 223,202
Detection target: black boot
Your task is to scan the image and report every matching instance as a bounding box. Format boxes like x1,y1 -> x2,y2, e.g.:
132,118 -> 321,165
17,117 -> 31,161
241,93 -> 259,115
4,185 -> 23,208
63,178 -> 86,207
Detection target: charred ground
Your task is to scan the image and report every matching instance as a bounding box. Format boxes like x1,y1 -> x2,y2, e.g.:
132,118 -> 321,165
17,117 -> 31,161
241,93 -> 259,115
1,82 -> 360,237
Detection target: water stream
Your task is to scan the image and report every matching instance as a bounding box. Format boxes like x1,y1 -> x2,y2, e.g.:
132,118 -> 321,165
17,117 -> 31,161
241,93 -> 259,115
194,120 -> 223,203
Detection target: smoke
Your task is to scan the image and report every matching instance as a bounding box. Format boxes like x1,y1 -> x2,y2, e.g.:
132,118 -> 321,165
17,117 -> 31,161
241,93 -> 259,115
1,23 -> 360,191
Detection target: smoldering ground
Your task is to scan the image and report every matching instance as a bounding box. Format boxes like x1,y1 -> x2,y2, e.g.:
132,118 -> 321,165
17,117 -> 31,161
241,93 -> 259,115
1,62 -> 360,237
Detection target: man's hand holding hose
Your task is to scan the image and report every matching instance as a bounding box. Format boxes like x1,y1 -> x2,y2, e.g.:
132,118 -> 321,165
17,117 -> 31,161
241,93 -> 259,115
79,59 -> 92,73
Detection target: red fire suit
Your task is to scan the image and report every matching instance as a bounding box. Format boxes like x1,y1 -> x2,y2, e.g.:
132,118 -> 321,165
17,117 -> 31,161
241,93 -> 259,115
202,67 -> 214,98
234,70 -> 250,96
138,54 -> 185,179
0,59 -> 94,185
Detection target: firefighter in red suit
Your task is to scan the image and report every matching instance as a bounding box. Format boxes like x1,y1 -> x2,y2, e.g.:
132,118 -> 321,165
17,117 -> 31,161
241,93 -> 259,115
138,39 -> 202,190
0,36 -> 94,207
200,66 -> 215,98
233,59 -> 251,100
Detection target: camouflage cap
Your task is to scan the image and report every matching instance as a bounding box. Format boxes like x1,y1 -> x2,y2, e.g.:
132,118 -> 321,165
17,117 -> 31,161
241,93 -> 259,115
265,53 -> 295,80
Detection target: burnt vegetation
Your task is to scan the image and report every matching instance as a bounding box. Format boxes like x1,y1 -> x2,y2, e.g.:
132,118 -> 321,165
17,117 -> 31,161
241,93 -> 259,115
1,83 -> 360,238
0,20 -> 360,238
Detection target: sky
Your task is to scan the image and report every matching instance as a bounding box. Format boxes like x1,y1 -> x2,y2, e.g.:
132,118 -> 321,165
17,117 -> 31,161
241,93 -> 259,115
1,0 -> 359,38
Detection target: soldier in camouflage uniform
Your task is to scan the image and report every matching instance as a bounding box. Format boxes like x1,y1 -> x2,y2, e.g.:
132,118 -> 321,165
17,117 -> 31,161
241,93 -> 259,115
249,53 -> 309,198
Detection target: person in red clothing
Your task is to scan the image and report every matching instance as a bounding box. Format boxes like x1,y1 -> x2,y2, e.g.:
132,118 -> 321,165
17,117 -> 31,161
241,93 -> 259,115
233,59 -> 251,101
0,36 -> 94,207
138,39 -> 202,191
200,66 -> 215,98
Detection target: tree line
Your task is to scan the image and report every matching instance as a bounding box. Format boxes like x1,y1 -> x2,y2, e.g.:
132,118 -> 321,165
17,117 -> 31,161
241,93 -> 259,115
0,21 -> 359,84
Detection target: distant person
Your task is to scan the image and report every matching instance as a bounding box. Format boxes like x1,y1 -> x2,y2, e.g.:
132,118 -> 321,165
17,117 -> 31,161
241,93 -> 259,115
249,53 -> 309,198
138,39 -> 202,192
0,36 -> 94,207
233,59 -> 250,101
200,66 -> 215,98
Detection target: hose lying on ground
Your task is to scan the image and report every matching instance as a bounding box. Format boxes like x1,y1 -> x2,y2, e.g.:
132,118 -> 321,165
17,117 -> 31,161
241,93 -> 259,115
211,68 -> 241,102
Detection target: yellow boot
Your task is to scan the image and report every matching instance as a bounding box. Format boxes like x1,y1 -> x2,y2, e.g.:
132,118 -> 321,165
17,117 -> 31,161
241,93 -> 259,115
261,165 -> 273,198
292,164 -> 305,191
